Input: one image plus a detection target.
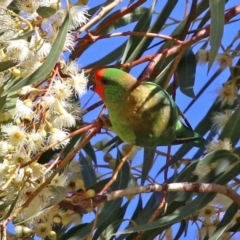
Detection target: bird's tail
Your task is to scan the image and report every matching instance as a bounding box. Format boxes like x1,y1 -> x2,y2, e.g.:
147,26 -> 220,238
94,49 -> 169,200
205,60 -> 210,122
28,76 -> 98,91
173,120 -> 206,147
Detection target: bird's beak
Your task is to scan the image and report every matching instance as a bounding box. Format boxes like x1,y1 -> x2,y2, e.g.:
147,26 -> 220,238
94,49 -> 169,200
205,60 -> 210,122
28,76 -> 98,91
87,75 -> 95,92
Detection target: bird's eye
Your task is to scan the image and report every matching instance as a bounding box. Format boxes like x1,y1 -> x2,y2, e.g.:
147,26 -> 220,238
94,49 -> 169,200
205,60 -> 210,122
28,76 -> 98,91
101,78 -> 109,85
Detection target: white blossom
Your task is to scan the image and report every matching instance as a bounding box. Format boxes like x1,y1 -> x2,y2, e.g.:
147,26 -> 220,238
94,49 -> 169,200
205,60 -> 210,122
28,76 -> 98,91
14,99 -> 34,120
27,132 -> 46,153
6,40 -> 31,63
212,111 -> 232,131
51,172 -> 68,186
51,79 -> 73,101
68,160 -> 81,173
217,83 -> 238,106
69,6 -> 88,30
0,0 -> 13,7
48,128 -> 69,150
51,111 -> 77,128
0,29 -> 18,42
16,0 -> 39,13
30,35 -> 52,58
11,150 -> 30,165
43,95 -> 70,113
63,32 -> 75,52
17,86 -> 34,95
0,141 -> 9,156
0,10 -> 12,33
62,60 -> 79,75
216,53 -> 232,69
68,71 -> 88,96
206,139 -> 232,153
2,124 -> 27,146
51,9 -> 66,27
196,49 -> 209,64
34,221 -> 52,238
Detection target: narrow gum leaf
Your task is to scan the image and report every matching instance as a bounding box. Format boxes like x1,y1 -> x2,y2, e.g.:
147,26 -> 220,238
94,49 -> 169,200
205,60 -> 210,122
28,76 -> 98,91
141,147 -> 156,185
37,7 -> 57,18
0,61 -> 16,72
176,48 -> 196,98
121,2 -> 155,64
83,141 -> 97,164
208,0 -> 225,70
79,152 -> 97,188
125,0 -> 178,65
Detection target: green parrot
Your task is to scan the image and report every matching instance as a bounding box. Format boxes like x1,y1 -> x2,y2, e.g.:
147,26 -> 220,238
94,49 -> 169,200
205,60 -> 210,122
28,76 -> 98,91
93,68 -> 205,148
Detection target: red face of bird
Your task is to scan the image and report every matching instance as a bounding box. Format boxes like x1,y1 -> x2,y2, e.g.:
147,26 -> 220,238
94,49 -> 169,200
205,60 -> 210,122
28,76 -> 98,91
93,68 -> 106,101
93,68 -> 139,102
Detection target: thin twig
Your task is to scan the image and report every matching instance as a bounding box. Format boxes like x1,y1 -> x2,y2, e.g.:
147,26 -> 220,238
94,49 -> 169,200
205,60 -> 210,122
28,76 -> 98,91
72,0 -> 146,59
85,31 -> 183,44
21,123 -> 95,168
99,145 -> 135,195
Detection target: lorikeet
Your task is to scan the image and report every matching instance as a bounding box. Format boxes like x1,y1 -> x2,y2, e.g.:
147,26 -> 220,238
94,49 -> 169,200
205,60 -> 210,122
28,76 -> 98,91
93,68 -> 205,148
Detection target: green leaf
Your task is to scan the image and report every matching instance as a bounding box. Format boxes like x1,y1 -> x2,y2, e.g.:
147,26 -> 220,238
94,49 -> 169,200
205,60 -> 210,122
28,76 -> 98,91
7,1 -> 20,13
219,105 -> 240,146
127,192 -> 162,226
79,152 -> 97,188
174,221 -> 187,240
87,177 -> 111,193
100,136 -> 123,152
154,58 -> 175,85
1,30 -> 35,42
121,2 -> 155,63
141,147 -> 156,185
117,193 -> 163,240
37,7 -> 57,18
83,141 -> 97,164
125,0 -> 178,65
209,203 -> 238,240
94,201 -> 129,239
183,69 -> 222,113
0,61 -> 16,72
176,48 -> 196,98
5,15 -> 69,94
208,0 -> 225,70
112,192 -> 216,236
0,96 -> 7,114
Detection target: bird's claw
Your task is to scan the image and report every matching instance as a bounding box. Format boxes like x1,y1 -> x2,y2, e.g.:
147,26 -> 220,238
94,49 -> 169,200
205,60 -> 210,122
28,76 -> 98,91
97,114 -> 112,129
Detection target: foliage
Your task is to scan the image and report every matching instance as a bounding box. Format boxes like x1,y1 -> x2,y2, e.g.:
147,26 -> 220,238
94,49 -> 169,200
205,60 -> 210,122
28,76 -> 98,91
0,0 -> 240,240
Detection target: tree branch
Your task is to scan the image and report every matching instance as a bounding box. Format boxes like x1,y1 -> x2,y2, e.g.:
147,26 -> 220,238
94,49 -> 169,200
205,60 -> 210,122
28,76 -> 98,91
105,182 -> 240,207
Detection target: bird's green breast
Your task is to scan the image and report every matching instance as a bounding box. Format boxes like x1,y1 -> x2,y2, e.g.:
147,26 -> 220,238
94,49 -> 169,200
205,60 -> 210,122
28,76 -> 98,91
104,82 -> 179,147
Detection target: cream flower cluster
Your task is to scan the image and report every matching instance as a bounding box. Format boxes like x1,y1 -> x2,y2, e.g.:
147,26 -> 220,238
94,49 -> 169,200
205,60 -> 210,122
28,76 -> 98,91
0,0 -> 89,239
196,49 -> 239,152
